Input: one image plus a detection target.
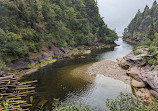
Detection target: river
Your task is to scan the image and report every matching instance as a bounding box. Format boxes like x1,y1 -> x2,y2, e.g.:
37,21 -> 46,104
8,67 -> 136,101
21,38 -> 133,110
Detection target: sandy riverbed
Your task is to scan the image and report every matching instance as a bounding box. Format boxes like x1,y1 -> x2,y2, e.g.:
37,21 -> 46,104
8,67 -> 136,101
87,60 -> 130,84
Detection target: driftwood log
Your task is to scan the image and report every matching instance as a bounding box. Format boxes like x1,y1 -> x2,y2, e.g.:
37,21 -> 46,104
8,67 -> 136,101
0,73 -> 37,111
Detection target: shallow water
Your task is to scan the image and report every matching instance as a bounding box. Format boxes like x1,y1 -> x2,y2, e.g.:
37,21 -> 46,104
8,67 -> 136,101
22,38 -> 133,110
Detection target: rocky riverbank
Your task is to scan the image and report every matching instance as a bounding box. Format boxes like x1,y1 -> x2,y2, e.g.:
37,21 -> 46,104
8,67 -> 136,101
117,50 -> 158,104
5,43 -> 117,78
0,43 -> 117,110
123,37 -> 143,44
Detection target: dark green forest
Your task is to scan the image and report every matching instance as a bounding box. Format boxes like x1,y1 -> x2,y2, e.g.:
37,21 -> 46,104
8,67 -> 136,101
124,0 -> 158,66
0,0 -> 117,70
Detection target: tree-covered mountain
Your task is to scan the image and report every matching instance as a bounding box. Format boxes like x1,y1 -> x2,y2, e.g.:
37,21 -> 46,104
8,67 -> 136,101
123,0 -> 158,42
123,0 -> 158,67
0,0 -> 117,70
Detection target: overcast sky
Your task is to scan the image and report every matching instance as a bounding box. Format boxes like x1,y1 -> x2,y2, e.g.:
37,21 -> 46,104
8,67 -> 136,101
97,0 -> 157,36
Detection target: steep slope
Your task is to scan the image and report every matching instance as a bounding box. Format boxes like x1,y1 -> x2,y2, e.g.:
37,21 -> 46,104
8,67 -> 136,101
0,0 -> 117,71
123,0 -> 158,43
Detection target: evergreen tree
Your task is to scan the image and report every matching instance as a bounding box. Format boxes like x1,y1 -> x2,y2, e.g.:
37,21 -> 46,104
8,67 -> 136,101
144,5 -> 149,12
153,0 -> 157,6
146,23 -> 155,41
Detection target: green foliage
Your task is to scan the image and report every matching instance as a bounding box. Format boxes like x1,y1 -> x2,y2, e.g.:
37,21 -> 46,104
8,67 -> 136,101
53,102 -> 92,111
124,1 -> 158,67
13,70 -> 18,75
146,23 -> 155,41
123,1 -> 158,41
106,93 -> 158,111
0,0 -> 117,71
0,59 -> 8,71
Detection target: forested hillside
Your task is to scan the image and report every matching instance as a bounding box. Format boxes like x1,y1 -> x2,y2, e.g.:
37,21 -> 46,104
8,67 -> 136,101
0,0 -> 117,71
124,1 -> 158,67
123,0 -> 158,42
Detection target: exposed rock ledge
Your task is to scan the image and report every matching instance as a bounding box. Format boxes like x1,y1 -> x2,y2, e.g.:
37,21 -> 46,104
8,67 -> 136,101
117,51 -> 158,103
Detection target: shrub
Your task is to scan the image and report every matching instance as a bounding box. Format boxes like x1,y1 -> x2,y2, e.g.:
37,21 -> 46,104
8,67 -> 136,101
0,59 -> 8,71
105,93 -> 147,111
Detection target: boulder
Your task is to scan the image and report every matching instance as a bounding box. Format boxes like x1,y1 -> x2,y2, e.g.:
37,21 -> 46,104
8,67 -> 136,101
51,45 -> 66,59
140,67 -> 158,93
127,66 -> 142,82
131,78 -> 146,88
143,76 -> 158,93
126,54 -> 146,67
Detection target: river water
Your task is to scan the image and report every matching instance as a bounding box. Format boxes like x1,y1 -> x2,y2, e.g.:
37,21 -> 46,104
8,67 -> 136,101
22,38 -> 133,110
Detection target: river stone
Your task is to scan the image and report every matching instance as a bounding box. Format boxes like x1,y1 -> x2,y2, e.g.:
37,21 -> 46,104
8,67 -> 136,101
131,79 -> 146,88
117,58 -> 130,70
150,90 -> 158,99
126,66 -> 142,82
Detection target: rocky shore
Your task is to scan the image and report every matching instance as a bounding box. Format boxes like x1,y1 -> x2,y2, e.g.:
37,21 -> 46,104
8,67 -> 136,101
6,43 -> 117,77
123,37 -> 143,44
117,50 -> 158,103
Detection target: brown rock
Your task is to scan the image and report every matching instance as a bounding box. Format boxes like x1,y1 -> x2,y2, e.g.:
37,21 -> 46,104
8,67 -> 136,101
51,45 -> 66,59
150,90 -> 158,99
60,47 -> 71,53
141,67 -> 158,93
117,58 -> 130,70
131,78 -> 146,88
127,66 -> 142,82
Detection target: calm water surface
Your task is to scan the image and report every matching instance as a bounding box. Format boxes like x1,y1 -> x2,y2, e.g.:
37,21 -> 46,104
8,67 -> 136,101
22,38 -> 133,110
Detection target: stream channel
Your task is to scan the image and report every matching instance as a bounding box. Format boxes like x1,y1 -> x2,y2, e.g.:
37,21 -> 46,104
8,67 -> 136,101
21,38 -> 133,110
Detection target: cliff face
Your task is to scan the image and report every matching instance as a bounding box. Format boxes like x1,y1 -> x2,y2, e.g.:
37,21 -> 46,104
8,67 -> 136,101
0,0 -> 117,71
123,0 -> 158,43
